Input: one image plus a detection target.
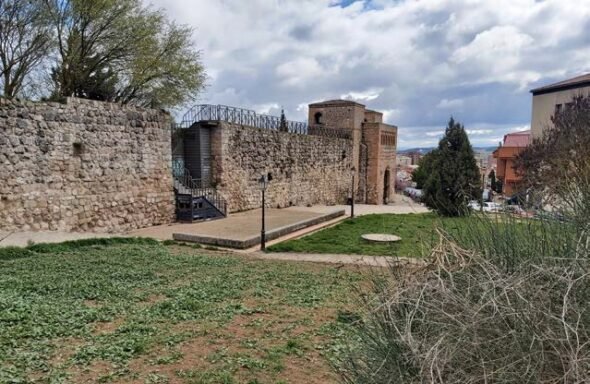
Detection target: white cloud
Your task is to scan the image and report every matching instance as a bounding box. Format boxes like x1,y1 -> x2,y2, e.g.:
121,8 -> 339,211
148,0 -> 590,147
341,88 -> 383,102
513,124 -> 531,132
276,58 -> 325,87
466,129 -> 493,135
452,26 -> 534,64
253,103 -> 280,115
437,98 -> 464,109
382,109 -> 401,125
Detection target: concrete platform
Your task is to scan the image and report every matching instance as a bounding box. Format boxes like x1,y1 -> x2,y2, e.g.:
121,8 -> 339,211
171,207 -> 345,249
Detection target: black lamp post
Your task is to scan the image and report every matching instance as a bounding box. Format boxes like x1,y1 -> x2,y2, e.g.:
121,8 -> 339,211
480,159 -> 485,213
259,174 -> 270,250
351,166 -> 356,218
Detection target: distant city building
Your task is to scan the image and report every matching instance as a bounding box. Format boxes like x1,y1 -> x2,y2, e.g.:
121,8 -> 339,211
531,73 -> 590,138
493,130 -> 531,196
396,165 -> 417,191
396,155 -> 412,167
406,151 -> 422,165
474,151 -> 489,169
487,153 -> 497,171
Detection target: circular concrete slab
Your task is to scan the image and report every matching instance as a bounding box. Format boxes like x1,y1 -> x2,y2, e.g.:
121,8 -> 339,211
362,234 -> 402,243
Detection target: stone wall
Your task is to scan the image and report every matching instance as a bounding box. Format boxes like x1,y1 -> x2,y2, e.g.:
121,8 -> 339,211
0,97 -> 175,233
210,122 -> 353,212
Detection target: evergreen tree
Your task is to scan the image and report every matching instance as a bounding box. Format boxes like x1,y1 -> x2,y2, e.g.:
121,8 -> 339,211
489,169 -> 497,192
423,118 -> 481,216
279,109 -> 288,132
412,152 -> 436,189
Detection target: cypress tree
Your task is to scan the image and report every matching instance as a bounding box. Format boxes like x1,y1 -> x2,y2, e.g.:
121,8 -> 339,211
423,117 -> 481,216
412,153 -> 435,189
489,169 -> 497,192
279,109 -> 288,132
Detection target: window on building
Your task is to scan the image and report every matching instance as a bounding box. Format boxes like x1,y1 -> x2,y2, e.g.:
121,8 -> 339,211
555,104 -> 563,114
314,112 -> 323,125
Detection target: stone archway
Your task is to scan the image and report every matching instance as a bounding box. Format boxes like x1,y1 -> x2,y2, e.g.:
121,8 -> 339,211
383,168 -> 391,204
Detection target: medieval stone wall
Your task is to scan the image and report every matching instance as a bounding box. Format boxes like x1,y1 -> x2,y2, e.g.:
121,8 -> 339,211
0,97 -> 175,233
211,122 -> 353,212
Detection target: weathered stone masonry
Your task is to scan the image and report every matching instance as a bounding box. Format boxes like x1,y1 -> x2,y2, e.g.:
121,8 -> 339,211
0,97 -> 175,232
208,121 -> 353,212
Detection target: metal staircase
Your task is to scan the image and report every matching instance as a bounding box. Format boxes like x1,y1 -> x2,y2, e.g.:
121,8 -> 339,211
172,162 -> 227,221
171,103 -> 353,222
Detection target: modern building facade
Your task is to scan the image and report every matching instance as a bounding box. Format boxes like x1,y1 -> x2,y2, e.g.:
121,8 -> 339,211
493,130 -> 531,196
308,100 -> 398,204
531,73 -> 590,138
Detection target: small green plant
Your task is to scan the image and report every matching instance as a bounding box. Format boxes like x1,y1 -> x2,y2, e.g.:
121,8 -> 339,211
27,236 -> 159,253
0,246 -> 36,261
0,236 -> 360,382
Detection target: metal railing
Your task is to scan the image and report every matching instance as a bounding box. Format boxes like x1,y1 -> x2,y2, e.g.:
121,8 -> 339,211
179,104 -> 309,134
172,161 -> 227,216
175,104 -> 354,141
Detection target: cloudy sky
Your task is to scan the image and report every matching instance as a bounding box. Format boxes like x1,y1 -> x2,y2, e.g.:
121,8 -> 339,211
150,0 -> 590,149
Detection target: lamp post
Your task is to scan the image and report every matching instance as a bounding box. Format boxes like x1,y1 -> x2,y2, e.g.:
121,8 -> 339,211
480,159 -> 485,213
351,166 -> 356,218
258,174 -> 270,250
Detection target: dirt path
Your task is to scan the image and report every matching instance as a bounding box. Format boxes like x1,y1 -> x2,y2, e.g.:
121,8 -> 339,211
249,251 -> 426,267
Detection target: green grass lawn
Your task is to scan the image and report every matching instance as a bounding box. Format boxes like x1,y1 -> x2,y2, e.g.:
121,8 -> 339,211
267,213 -> 468,257
0,238 -> 364,384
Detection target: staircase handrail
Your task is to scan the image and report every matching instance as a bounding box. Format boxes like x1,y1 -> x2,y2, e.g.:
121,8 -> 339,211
172,162 -> 227,216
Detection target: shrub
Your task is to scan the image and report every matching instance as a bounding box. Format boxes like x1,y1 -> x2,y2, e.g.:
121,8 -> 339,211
0,247 -> 36,261
26,237 -> 159,253
339,215 -> 590,383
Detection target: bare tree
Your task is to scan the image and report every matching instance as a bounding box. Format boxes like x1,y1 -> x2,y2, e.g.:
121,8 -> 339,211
0,0 -> 51,98
516,94 -> 590,217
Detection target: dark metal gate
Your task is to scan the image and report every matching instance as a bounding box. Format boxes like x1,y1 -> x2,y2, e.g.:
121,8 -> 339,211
183,124 -> 211,188
199,126 -> 211,187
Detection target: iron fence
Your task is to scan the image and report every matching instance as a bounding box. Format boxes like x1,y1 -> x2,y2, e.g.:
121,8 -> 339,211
172,160 -> 227,216
177,104 -> 351,140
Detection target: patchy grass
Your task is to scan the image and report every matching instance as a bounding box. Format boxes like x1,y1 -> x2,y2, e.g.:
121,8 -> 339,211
0,239 -> 364,383
267,213 -> 468,257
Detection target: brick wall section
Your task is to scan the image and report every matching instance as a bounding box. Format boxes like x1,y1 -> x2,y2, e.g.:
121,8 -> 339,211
0,97 -> 175,232
363,122 -> 397,204
211,122 -> 353,212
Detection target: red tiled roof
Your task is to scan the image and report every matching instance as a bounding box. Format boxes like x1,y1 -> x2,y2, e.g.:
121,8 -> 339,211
503,130 -> 531,147
531,73 -> 590,95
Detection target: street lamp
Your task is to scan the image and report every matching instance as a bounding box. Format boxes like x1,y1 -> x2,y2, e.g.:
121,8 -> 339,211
480,159 -> 485,213
258,173 -> 271,250
350,166 -> 356,218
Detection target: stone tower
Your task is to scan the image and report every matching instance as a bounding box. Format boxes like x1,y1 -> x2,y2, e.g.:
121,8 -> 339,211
308,100 -> 398,204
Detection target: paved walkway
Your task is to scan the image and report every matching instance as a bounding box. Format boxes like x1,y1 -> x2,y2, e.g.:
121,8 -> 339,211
0,195 -> 428,248
293,197 -> 429,216
250,251 -> 427,267
129,206 -> 343,242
